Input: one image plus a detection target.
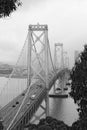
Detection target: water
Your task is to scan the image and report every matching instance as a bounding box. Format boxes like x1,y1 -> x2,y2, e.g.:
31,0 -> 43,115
49,92 -> 79,126
0,77 -> 27,107
48,87 -> 79,126
0,77 -> 79,126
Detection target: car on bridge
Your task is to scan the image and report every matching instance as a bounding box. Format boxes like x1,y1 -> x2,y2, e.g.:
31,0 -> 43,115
27,100 -> 31,105
30,93 -> 36,100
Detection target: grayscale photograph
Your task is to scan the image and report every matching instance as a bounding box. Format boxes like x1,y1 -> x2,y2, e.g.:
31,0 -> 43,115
0,0 -> 87,130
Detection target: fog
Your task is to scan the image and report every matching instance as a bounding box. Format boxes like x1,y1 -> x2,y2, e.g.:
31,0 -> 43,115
0,0 -> 87,68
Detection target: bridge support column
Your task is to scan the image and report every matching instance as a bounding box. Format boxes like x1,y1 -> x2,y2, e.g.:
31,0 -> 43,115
53,82 -> 56,94
30,99 -> 49,124
45,92 -> 49,116
28,24 -> 50,124
45,28 -> 49,116
61,76 -> 65,91
58,72 -> 68,91
27,29 -> 32,88
58,78 -> 63,91
53,80 -> 59,94
54,43 -> 64,69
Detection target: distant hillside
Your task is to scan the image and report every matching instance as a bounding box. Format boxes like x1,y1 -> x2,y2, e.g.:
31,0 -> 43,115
0,62 -> 13,69
0,63 -> 28,78
0,62 -> 13,75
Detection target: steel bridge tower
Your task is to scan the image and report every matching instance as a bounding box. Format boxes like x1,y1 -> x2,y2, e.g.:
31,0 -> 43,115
54,43 -> 64,69
54,43 -> 68,93
28,23 -> 51,122
6,24 -> 53,129
63,51 -> 69,68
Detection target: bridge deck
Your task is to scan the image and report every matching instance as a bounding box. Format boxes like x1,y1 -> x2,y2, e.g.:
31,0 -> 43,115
0,69 -> 67,130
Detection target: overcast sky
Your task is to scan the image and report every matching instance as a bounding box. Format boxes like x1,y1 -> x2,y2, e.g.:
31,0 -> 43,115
0,0 -> 87,67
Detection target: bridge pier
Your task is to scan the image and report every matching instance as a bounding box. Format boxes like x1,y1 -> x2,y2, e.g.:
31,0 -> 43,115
53,79 -> 59,94
53,71 -> 69,94
59,76 -> 65,92
58,72 -> 69,91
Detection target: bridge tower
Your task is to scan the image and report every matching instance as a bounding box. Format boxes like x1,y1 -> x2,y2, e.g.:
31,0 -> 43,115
63,51 -> 67,68
27,23 -> 54,123
5,24 -> 54,130
28,23 -> 50,118
63,51 -> 69,68
54,43 -> 64,93
54,43 -> 64,69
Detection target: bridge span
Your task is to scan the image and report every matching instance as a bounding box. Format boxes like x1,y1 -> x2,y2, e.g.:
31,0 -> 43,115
0,24 -> 70,130
0,69 -> 69,130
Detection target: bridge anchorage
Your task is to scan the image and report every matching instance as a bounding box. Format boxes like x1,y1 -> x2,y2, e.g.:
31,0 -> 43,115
0,23 -> 69,130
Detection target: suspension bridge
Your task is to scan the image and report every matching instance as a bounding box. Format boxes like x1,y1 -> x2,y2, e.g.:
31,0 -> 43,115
0,24 -> 70,130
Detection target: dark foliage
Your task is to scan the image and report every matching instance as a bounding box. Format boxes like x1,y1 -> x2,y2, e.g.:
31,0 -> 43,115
70,44 -> 87,119
24,116 -> 87,130
0,0 -> 22,18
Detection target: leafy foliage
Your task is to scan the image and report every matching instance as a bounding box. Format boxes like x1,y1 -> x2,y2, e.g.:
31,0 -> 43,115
70,45 -> 87,119
0,0 -> 22,18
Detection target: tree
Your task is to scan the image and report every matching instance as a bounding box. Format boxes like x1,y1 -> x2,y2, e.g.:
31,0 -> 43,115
0,0 -> 22,18
70,45 -> 87,119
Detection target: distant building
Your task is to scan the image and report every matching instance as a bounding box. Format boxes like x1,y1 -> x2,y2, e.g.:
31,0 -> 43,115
74,50 -> 80,62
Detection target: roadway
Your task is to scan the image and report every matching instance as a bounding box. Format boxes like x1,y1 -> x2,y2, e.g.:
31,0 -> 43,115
0,69 -> 68,130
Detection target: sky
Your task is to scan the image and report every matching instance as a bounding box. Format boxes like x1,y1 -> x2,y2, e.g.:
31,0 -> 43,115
0,0 -> 87,68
